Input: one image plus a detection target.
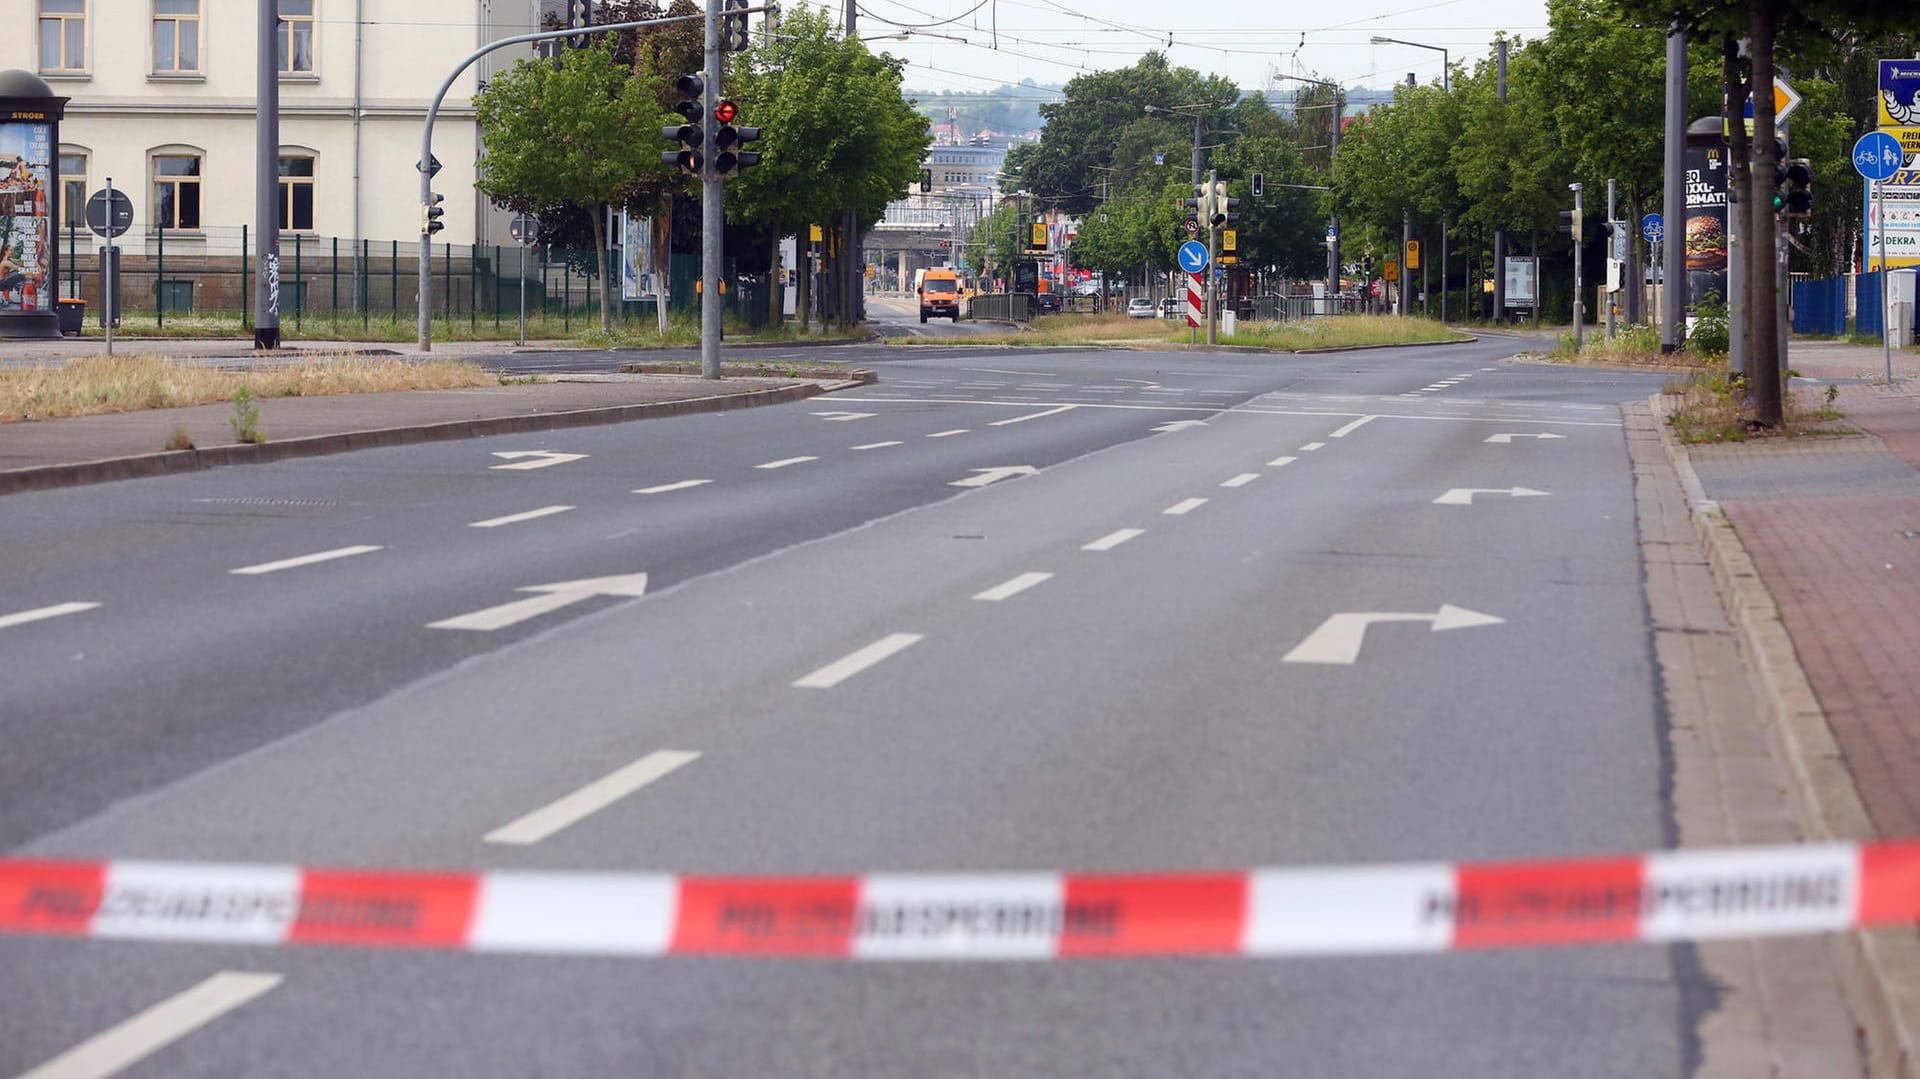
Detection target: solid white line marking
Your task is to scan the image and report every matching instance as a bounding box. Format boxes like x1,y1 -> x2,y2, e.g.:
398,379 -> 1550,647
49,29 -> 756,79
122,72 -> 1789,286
851,441 -> 903,450
756,456 -> 818,469
1163,497 -> 1208,515
972,572 -> 1054,602
484,750 -> 700,845
989,404 -> 1077,426
1328,415 -> 1377,438
229,545 -> 381,576
16,972 -> 283,1079
794,633 -> 925,689
1221,473 -> 1260,488
0,602 -> 100,631
1298,442 -> 1327,452
1266,456 -> 1298,468
1082,528 -> 1144,552
470,505 -> 574,529
633,479 -> 712,494
927,429 -> 969,438
825,397 -> 1623,428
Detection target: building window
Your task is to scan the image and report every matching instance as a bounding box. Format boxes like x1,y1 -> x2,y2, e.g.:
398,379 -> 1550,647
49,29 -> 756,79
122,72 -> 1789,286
153,0 -> 200,73
152,154 -> 202,229
278,0 -> 314,73
278,155 -> 314,231
59,152 -> 87,229
39,0 -> 86,73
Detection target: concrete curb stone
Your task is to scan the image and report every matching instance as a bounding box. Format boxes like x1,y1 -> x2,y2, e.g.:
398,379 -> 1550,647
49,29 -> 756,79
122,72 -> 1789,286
1647,393 -> 1920,1079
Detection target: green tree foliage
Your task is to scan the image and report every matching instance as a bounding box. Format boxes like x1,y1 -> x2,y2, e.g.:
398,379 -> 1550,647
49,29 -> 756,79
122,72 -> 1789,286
474,41 -> 672,334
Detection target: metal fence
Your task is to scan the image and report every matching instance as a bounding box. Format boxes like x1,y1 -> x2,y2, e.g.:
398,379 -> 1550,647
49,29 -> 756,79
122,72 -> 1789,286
966,292 -> 1033,322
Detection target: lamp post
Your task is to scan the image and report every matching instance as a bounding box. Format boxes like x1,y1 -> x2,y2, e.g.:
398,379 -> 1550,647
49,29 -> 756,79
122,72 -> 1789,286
1272,74 -> 1344,314
1371,36 -> 1452,322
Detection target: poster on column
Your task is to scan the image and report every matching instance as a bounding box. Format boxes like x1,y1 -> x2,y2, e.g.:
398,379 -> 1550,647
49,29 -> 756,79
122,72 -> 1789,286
0,122 -> 53,312
1682,142 -> 1729,312
1864,167 -> 1920,271
620,211 -> 671,303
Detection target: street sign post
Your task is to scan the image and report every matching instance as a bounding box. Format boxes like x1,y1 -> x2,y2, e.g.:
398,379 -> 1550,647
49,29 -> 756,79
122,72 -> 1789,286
509,214 -> 538,345
1856,130 -> 1906,383
86,182 -> 134,355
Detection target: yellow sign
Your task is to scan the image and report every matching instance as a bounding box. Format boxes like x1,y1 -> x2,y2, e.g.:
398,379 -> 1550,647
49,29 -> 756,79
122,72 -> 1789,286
808,224 -> 823,242
1405,241 -> 1420,269
865,264 -> 875,278
1220,255 -> 1238,264
1887,126 -> 1920,156
1383,260 -> 1399,282
1222,229 -> 1237,253
1029,222 -> 1048,249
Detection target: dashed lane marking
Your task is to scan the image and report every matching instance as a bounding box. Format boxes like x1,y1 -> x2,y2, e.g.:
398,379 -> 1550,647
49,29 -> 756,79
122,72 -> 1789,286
1299,442 -> 1327,452
972,572 -> 1054,602
851,441 -> 903,450
755,456 -> 818,470
927,429 -> 969,438
633,480 -> 712,494
793,633 -> 926,689
1328,415 -> 1377,438
15,972 -> 283,1079
0,602 -> 100,631
1267,456 -> 1298,467
229,545 -> 382,576
989,405 -> 1078,426
485,751 -> 701,846
1163,498 -> 1208,516
470,506 -> 575,529
1221,473 -> 1260,488
1082,528 -> 1145,552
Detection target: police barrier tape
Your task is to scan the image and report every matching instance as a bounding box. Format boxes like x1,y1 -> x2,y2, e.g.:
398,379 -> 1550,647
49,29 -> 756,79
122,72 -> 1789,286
1,841 -> 1916,959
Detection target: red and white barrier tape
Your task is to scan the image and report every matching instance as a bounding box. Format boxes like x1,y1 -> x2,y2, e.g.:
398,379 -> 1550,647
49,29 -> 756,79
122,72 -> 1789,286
3,840 -> 1916,958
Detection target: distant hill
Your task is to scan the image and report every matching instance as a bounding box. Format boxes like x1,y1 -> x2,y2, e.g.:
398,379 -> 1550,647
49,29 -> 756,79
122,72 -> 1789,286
907,80 -> 1061,138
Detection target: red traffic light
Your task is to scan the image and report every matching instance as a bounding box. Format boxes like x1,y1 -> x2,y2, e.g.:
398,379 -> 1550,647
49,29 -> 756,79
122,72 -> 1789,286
713,100 -> 738,123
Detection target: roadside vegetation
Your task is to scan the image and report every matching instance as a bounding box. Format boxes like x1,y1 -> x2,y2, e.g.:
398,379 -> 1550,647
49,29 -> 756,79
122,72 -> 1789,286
70,310 -> 873,348
906,313 -> 1457,350
0,356 -> 496,422
1544,322 -> 1715,369
1664,369 -> 1850,444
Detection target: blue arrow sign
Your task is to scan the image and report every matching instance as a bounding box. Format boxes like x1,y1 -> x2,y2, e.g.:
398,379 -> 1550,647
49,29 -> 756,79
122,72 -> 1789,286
1177,240 -> 1209,274
1854,130 -> 1904,183
1641,213 -> 1664,244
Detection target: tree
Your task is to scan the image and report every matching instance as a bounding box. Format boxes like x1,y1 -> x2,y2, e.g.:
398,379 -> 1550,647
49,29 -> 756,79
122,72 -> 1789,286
475,41 -> 672,335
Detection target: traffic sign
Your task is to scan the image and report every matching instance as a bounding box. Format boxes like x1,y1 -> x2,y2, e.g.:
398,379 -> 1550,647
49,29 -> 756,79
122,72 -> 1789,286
1325,224 -> 1338,241
1184,217 -> 1199,236
1221,229 -> 1237,253
85,189 -> 134,239
1177,240 -> 1209,274
1641,213 -> 1664,244
1405,240 -> 1420,269
509,213 -> 539,246
1855,130 -> 1904,182
1731,78 -> 1803,135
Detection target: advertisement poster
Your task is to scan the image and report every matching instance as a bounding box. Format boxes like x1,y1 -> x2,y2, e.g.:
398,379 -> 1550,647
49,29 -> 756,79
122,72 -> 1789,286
0,122 -> 53,313
1881,59 -> 1920,128
1502,256 -> 1537,307
620,211 -> 670,303
1864,167 -> 1920,271
1682,142 -> 1729,311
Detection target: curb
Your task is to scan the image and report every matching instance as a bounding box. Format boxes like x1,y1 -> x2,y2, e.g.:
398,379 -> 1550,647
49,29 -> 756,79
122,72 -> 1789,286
1291,332 -> 1477,355
617,363 -> 877,382
0,381 -> 842,497
1648,392 -> 1920,1079
509,332 -> 884,355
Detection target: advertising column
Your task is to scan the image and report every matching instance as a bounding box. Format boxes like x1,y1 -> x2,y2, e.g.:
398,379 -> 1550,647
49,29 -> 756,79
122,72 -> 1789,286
1681,139 -> 1729,316
0,70 -> 69,339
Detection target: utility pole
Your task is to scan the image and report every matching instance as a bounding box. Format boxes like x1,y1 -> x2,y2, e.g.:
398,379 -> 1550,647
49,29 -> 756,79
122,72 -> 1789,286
1206,168 -> 1218,346
1492,38 -> 1508,325
1401,207 -> 1412,316
1606,177 -> 1616,339
254,0 -> 281,349
1570,182 -> 1584,350
700,0 -> 723,377
1660,26 -> 1686,352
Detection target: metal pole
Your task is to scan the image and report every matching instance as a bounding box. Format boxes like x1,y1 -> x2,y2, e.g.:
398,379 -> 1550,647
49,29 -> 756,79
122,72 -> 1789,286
1881,179 -> 1892,383
701,0 -> 724,378
255,0 -> 281,349
156,226 -> 165,329
518,242 -> 527,345
1205,169 -> 1217,346
1606,177 -> 1616,340
103,176 -> 114,357
1493,39 -> 1507,323
1572,184 -> 1584,350
1661,25 -> 1686,351
1192,112 -> 1203,188
1401,208 -> 1412,316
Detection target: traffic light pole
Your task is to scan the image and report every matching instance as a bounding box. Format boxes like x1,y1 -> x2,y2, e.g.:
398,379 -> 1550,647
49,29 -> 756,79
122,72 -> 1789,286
1570,183 -> 1584,351
701,0 -> 724,378
1205,169 -> 1217,347
255,0 -> 280,350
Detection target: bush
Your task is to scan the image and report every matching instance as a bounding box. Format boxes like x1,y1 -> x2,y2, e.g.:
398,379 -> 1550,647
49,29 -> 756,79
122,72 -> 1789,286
1686,294 -> 1730,356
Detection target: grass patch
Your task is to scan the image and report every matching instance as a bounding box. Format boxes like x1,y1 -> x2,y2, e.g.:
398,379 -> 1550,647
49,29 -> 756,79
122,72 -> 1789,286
1665,367 -> 1853,444
903,312 -> 1457,350
78,309 -> 873,347
1545,322 -> 1718,369
0,355 -> 497,422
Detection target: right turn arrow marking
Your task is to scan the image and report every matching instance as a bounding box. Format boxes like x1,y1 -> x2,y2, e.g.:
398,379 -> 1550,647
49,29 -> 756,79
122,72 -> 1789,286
1484,433 -> 1568,444
1282,604 -> 1505,665
1433,487 -> 1552,506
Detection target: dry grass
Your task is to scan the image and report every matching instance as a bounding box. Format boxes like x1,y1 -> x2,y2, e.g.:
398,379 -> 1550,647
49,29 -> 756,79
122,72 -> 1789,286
1666,378 -> 1853,444
908,312 -> 1458,350
0,355 -> 496,422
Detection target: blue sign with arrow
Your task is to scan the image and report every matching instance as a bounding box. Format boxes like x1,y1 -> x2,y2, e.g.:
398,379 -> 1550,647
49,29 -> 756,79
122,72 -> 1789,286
1177,240 -> 1209,274
1641,214 -> 1663,244
1855,131 -> 1905,182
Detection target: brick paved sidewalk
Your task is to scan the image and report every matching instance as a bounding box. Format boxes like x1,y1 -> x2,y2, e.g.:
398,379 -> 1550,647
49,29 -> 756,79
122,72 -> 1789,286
1684,343 -> 1920,838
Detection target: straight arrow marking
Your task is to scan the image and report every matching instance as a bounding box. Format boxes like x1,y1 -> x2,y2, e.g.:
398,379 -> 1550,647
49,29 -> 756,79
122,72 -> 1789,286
491,451 -> 589,470
1151,419 -> 1209,433
1282,605 -> 1505,665
429,573 -> 649,632
0,601 -> 100,631
1485,433 -> 1569,444
949,465 -> 1038,488
1432,487 -> 1552,506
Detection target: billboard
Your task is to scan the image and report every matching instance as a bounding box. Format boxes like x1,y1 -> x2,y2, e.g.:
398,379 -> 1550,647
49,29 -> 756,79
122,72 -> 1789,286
1881,59 -> 1920,128
620,211 -> 670,303
1682,142 -> 1729,310
1864,167 -> 1920,271
0,121 -> 53,313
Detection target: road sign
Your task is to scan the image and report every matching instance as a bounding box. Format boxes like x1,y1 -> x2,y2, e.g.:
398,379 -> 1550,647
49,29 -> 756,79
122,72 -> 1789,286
1177,240 -> 1209,274
509,213 -> 539,246
1326,224 -> 1338,241
1882,59 -> 1920,128
1383,260 -> 1399,282
1641,213 -> 1664,244
1405,241 -> 1420,269
1856,131 -> 1905,182
85,189 -> 133,239
1184,217 -> 1199,236
1731,78 -> 1803,135
1221,229 -> 1236,253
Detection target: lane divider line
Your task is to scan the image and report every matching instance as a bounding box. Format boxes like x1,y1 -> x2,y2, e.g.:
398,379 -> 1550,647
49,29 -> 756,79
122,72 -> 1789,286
926,430 -> 969,439
793,633 -> 925,689
14,972 -> 283,1079
469,506 -> 575,529
850,441 -> 903,451
0,602 -> 100,631
1220,473 -> 1261,488
1327,415 -> 1377,439
755,457 -> 819,470
484,751 -> 701,846
972,572 -> 1054,602
1298,442 -> 1327,452
1083,528 -> 1145,552
1162,498 -> 1208,516
3,841 -> 1912,959
229,545 -> 383,576
634,480 -> 712,495
1267,457 -> 1298,468
989,405 -> 1078,427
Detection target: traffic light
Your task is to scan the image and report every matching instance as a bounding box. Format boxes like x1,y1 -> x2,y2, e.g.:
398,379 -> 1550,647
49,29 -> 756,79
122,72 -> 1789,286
1557,209 -> 1581,242
661,74 -> 704,173
1784,158 -> 1813,216
421,192 -> 445,235
712,103 -> 762,177
1207,181 -> 1236,227
919,168 -> 932,193
1251,172 -> 1264,198
722,0 -> 751,52
1768,136 -> 1792,212
566,0 -> 593,49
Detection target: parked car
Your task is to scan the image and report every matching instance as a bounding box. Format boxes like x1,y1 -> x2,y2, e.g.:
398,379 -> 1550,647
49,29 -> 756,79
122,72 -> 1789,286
1126,297 -> 1156,318
1034,292 -> 1062,314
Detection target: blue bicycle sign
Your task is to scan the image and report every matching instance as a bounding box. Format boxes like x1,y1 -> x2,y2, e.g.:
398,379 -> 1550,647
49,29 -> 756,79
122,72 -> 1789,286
1854,131 -> 1904,182
1641,214 -> 1664,244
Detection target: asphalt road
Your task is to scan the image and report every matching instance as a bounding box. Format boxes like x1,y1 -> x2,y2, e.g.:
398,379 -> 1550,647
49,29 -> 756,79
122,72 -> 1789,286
2,336 -> 1706,1077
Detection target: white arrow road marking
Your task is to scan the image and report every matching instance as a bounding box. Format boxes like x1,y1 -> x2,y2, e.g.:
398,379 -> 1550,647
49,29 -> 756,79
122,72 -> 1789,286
230,545 -> 382,576
973,572 -> 1054,602
1163,497 -> 1208,515
1221,473 -> 1261,488
794,633 -> 925,689
491,451 -> 589,470
633,479 -> 712,494
470,505 -> 574,528
851,441 -> 903,450
0,601 -> 100,631
485,750 -> 700,846
756,456 -> 818,469
1328,415 -> 1377,438
949,465 -> 1038,488
1433,487 -> 1552,506
990,404 -> 1078,426
16,972 -> 283,1079
1151,419 -> 1209,433
1485,433 -> 1568,444
1083,527 -> 1144,552
429,573 -> 649,632
811,411 -> 877,422
1282,605 -> 1505,665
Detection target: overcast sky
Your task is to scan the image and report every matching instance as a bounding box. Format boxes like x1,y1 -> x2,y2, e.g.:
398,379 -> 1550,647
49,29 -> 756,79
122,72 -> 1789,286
832,0 -> 1553,99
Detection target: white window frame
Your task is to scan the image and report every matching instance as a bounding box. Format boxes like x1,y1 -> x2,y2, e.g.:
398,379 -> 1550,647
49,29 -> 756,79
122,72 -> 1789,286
150,151 -> 205,232
151,0 -> 202,75
37,0 -> 87,75
58,147 -> 88,231
277,0 -> 316,75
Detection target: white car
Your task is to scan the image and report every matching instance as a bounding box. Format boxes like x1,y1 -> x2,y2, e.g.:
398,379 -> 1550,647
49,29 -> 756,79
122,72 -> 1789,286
1125,298 -> 1156,318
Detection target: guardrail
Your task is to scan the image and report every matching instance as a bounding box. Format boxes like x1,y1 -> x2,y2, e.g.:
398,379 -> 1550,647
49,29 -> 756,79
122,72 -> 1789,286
967,293 -> 1033,323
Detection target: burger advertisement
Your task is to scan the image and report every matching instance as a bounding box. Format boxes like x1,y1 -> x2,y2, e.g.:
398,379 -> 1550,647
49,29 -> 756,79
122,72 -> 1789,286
1682,143 -> 1728,308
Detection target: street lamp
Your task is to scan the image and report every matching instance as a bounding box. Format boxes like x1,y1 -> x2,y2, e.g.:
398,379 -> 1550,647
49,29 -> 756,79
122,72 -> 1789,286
1369,36 -> 1448,92
1271,73 -> 1345,314
1370,37 -> 1452,322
